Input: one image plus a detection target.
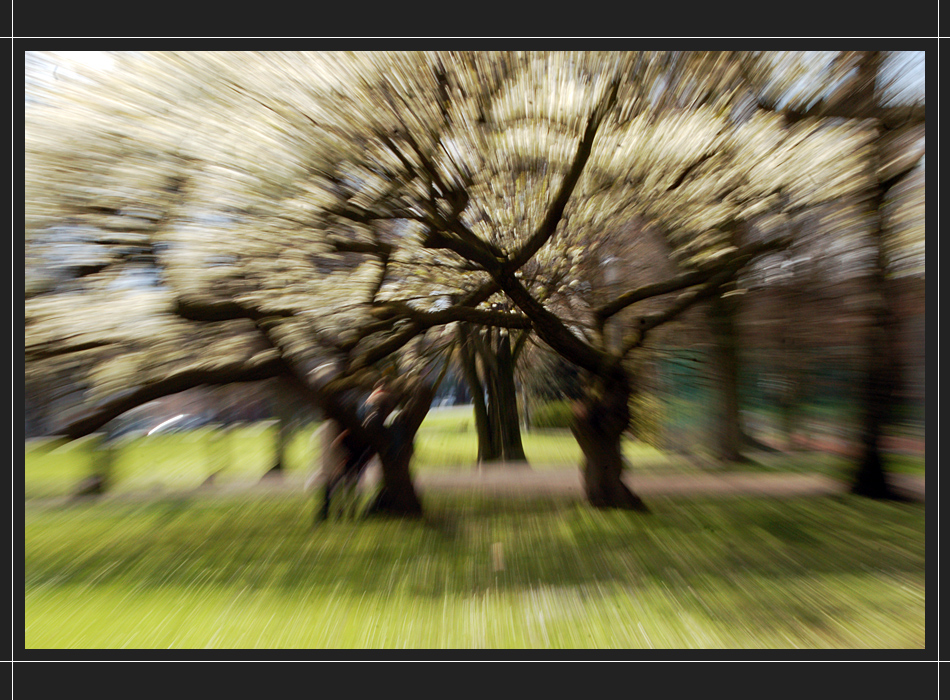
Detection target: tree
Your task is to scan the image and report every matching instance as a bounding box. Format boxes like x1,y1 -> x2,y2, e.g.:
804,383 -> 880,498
457,320 -> 529,465
748,50 -> 925,498
629,51 -> 926,472
25,51 -> 878,514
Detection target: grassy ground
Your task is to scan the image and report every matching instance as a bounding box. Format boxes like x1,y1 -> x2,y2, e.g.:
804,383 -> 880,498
24,404 -> 924,499
22,405 -> 927,649
24,489 -> 924,649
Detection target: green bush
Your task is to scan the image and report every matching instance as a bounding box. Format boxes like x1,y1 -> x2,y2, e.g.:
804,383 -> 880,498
530,400 -> 575,429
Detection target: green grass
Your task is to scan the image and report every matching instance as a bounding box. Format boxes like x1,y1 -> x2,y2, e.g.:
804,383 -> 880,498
25,491 -> 925,649
24,404 -> 923,499
24,425 -> 318,498
415,405 -> 585,469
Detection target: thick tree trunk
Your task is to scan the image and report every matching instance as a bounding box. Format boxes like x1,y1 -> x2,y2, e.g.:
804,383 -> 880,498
364,379 -> 436,517
852,313 -> 900,499
366,442 -> 424,516
852,187 -> 902,500
317,411 -> 425,519
487,328 -> 528,463
571,374 -> 649,511
708,290 -> 744,462
459,324 -> 528,466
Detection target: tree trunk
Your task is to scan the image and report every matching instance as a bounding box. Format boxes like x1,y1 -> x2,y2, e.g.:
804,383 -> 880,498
366,440 -> 424,516
708,289 -> 744,462
852,311 -> 899,499
459,324 -> 528,466
364,379 -> 436,517
827,50 -> 912,500
487,328 -> 528,463
265,381 -> 293,478
458,323 -> 497,462
571,373 -> 649,511
852,185 -> 902,499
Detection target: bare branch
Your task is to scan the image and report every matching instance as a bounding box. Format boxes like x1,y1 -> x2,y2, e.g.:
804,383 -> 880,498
666,147 -> 720,192
174,297 -> 294,323
596,236 -> 792,321
26,336 -> 114,362
350,320 -> 425,372
621,267 -> 737,357
420,217 -> 503,271
506,79 -> 621,273
511,328 -> 530,363
327,235 -> 394,257
54,352 -> 287,440
491,272 -> 611,376
367,300 -> 531,331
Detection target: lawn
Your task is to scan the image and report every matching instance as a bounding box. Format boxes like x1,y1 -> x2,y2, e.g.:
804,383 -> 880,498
22,404 -> 927,649
23,405 -> 672,498
24,404 -> 924,500
24,490 -> 925,649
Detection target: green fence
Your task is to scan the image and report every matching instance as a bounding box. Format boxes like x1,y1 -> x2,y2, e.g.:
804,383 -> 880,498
645,346 -> 919,451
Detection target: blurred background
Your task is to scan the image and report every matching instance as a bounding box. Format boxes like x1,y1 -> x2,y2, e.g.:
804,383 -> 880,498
23,50 -> 926,650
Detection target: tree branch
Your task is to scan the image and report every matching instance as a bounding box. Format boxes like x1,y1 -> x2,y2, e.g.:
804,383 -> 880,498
350,320 -> 425,372
54,352 -> 288,440
511,329 -> 530,363
595,237 -> 791,322
174,297 -> 294,323
621,267 -> 737,357
327,235 -> 394,257
666,148 -> 720,192
491,272 -> 611,376
26,336 -> 115,362
338,280 -> 501,354
505,80 -> 620,273
419,215 -> 504,272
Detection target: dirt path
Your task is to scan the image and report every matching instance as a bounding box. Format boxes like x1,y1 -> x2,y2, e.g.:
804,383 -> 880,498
28,454 -> 925,508
409,469 -> 926,501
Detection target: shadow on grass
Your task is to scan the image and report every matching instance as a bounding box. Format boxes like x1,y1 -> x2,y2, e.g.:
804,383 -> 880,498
26,488 -> 924,611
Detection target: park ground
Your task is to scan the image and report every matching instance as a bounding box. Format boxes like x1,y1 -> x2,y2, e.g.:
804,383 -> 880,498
24,406 -> 926,650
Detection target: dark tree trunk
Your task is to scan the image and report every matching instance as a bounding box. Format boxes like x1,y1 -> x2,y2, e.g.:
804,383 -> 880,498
295,367 -> 434,521
708,289 -> 744,462
487,328 -> 528,463
265,381 -> 294,478
366,440 -> 423,516
829,50 -> 912,500
852,186 -> 902,500
852,305 -> 899,499
364,379 -> 436,517
571,373 -> 649,511
459,323 -> 497,462
458,323 -> 527,466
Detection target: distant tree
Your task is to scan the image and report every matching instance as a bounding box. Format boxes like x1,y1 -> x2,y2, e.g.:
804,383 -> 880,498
632,51 -> 926,472
457,320 -> 529,465
749,50 -> 926,498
